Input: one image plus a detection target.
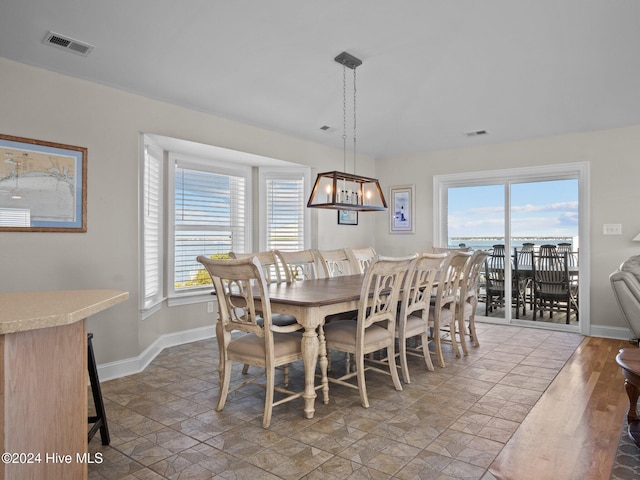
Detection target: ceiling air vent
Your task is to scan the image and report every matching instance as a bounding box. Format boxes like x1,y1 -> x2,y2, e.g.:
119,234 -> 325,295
465,130 -> 488,137
43,31 -> 94,56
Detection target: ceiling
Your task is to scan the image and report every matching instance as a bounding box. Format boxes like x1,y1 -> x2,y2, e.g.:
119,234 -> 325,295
2,1 -> 640,159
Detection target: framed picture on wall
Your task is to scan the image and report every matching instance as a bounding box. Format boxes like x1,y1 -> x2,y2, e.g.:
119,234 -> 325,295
0,134 -> 87,232
338,209 -> 358,225
389,184 -> 415,234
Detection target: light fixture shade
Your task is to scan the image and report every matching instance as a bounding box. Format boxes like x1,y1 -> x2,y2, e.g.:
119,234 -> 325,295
307,170 -> 387,211
633,232 -> 640,241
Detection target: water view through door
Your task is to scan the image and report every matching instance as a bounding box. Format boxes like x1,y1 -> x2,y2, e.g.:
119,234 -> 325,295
446,178 -> 579,329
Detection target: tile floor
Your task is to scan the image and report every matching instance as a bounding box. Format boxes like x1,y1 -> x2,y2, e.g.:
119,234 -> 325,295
88,324 -> 586,479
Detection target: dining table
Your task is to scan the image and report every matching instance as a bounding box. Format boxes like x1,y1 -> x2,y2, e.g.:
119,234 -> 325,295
259,274 -> 367,419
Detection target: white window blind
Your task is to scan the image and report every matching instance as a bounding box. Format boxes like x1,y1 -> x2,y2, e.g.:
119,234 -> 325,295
142,141 -> 163,311
265,175 -> 305,251
172,161 -> 247,293
0,207 -> 30,227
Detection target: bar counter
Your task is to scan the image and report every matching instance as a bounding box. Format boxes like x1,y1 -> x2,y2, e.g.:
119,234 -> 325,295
0,289 -> 128,480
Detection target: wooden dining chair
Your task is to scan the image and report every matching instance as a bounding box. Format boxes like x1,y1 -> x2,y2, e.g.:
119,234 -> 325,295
485,247 -> 527,318
322,255 -> 413,407
395,252 -> 445,383
316,248 -> 360,278
429,251 -> 469,367
275,249 -> 318,282
350,247 -> 377,274
532,249 -> 579,324
229,250 -> 285,284
229,250 -> 298,376
196,255 -> 305,428
557,242 -> 578,267
456,250 -> 490,354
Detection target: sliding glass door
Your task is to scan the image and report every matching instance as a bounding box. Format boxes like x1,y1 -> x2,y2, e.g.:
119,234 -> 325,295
448,184 -> 507,321
434,164 -> 588,333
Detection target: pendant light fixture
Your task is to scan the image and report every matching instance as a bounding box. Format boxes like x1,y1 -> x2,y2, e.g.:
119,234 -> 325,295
307,52 -> 387,212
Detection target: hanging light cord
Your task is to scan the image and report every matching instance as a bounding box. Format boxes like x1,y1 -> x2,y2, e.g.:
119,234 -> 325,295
353,67 -> 357,175
342,64 -> 347,173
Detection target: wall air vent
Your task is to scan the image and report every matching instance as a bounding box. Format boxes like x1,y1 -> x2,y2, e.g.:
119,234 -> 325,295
43,31 -> 94,56
465,130 -> 488,137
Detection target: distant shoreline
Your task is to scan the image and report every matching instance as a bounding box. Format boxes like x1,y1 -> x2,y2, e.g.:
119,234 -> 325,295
452,236 -> 573,241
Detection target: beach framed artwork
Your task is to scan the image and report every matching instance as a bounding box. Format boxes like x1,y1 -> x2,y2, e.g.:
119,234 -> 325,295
0,134 -> 87,232
338,209 -> 358,225
389,184 -> 415,234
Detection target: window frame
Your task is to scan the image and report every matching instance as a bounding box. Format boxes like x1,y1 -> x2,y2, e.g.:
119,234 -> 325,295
258,167 -> 311,252
167,153 -> 252,305
140,138 -> 165,316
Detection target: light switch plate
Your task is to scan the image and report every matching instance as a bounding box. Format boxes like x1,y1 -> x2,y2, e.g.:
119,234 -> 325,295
603,224 -> 622,235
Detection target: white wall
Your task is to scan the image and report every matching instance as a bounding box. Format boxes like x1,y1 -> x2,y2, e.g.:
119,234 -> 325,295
0,58 -> 377,364
375,126 -> 640,334
3,56 -> 637,368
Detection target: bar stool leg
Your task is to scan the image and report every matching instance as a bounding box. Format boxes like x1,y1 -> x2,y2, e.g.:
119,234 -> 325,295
87,332 -> 110,445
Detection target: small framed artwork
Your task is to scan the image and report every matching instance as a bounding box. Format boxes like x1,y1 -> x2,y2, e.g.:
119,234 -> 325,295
0,134 -> 87,232
338,209 -> 358,225
389,184 -> 415,234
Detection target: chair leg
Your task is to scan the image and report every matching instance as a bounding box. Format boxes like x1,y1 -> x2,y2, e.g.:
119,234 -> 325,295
387,343 -> 403,392
447,320 -> 461,358
216,358 -> 232,412
356,352 -> 369,408
468,314 -> 480,348
263,366 -> 275,428
420,332 -> 435,371
87,333 -> 110,445
457,317 -> 469,356
433,328 -> 445,368
400,337 -> 411,383
216,322 -> 225,385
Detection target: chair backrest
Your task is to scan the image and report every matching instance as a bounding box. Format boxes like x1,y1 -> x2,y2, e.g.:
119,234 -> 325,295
533,249 -> 568,294
400,253 -> 446,321
197,256 -> 271,338
316,248 -> 360,277
275,249 -> 318,282
229,250 -> 284,284
460,250 -> 490,305
538,244 -> 558,257
557,242 -> 578,267
434,251 -> 469,313
485,249 -> 507,291
357,255 -> 414,337
351,247 -> 377,274
431,246 -> 470,254
516,243 -> 535,267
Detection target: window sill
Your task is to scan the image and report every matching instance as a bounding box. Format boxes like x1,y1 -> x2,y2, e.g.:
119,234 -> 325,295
167,291 -> 215,307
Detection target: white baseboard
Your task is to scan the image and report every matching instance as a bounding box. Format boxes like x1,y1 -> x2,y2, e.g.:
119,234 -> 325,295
97,325 -> 215,382
588,324 -> 635,341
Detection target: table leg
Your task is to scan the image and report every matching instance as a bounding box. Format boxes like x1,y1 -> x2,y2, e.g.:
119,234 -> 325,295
301,326 -> 319,418
624,379 -> 640,424
624,379 -> 640,447
317,325 -> 329,404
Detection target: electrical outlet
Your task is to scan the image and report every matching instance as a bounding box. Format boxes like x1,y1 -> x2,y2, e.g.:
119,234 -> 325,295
603,224 -> 622,235
207,301 -> 214,313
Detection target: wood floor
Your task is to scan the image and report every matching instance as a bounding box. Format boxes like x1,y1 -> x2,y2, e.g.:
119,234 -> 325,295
489,336 -> 632,480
